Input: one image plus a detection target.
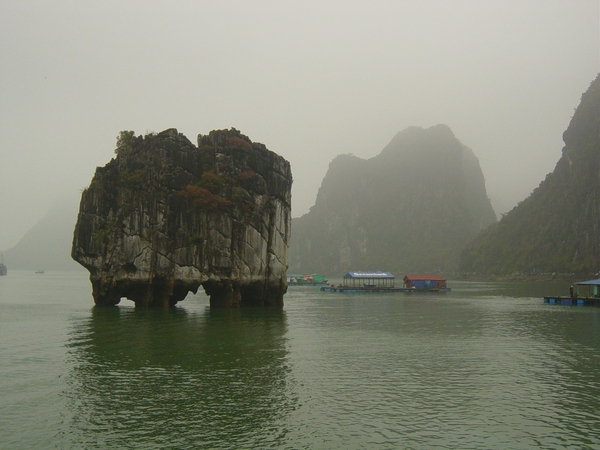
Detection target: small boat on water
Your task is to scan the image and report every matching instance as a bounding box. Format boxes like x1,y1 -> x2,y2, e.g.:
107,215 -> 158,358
35,270 -> 45,274
320,272 -> 450,293
544,278 -> 600,306
287,273 -> 328,286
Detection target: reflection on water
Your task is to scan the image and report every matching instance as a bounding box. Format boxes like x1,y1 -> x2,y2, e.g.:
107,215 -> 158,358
65,306 -> 293,449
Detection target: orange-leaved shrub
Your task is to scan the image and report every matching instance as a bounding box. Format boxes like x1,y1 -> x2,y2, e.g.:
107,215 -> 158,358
226,136 -> 252,151
238,170 -> 255,181
180,185 -> 232,210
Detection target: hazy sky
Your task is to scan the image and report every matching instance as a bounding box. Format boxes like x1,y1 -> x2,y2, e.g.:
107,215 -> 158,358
1,0 -> 598,251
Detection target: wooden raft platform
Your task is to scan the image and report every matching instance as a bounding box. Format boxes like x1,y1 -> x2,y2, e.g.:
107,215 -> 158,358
543,296 -> 600,306
320,286 -> 451,293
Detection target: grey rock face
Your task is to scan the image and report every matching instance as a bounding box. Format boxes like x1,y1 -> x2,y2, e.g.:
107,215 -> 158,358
72,128 -> 292,307
288,124 -> 497,275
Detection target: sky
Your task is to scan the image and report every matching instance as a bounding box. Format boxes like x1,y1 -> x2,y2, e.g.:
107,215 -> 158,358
1,0 -> 598,251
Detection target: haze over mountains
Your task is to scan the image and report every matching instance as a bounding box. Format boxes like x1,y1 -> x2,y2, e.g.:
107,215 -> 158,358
5,74 -> 598,278
2,192 -> 83,271
460,74 -> 600,277
288,124 -> 497,275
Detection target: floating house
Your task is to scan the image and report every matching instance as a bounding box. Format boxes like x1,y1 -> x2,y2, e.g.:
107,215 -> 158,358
320,271 -> 450,293
287,273 -> 328,286
287,273 -> 303,283
403,274 -> 448,290
544,278 -> 600,306
321,271 -> 396,292
344,271 -> 395,288
574,278 -> 600,298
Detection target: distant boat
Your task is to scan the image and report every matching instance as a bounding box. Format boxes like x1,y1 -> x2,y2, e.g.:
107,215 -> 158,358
287,273 -> 328,286
0,263 -> 6,276
35,270 -> 45,274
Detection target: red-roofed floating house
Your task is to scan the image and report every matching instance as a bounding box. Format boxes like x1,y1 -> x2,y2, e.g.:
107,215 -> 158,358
403,274 -> 448,290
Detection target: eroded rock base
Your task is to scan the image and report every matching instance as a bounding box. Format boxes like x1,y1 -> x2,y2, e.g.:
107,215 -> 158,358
91,278 -> 284,308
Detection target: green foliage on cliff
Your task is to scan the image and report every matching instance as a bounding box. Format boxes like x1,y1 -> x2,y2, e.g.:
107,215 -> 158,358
115,130 -> 135,155
197,170 -> 224,194
459,74 -> 600,278
288,124 -> 497,275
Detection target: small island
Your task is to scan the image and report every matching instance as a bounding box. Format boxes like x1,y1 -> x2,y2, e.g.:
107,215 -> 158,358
72,128 -> 292,307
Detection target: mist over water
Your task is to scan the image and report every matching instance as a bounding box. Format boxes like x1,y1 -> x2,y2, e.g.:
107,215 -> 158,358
1,272 -> 599,449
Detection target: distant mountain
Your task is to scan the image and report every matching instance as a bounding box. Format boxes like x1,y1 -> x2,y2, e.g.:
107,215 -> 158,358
3,192 -> 83,271
459,74 -> 600,278
288,124 -> 497,275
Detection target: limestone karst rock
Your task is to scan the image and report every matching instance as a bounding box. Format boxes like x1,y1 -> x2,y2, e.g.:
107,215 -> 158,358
459,74 -> 600,277
288,124 -> 497,275
72,128 -> 292,307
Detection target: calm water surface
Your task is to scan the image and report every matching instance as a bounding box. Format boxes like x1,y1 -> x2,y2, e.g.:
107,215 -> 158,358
1,271 -> 599,449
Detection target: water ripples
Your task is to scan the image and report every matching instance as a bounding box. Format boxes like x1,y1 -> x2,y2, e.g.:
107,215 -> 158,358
279,290 -> 600,448
2,274 -> 600,448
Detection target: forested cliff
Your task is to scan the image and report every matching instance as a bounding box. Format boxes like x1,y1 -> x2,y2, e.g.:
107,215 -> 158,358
289,124 -> 496,275
459,74 -> 599,277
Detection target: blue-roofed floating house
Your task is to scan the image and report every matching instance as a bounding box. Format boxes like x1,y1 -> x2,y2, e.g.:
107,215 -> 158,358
321,271 -> 395,292
345,271 -> 395,288
544,278 -> 600,306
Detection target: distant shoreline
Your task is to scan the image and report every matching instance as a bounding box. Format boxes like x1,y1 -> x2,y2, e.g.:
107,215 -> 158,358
456,273 -> 593,283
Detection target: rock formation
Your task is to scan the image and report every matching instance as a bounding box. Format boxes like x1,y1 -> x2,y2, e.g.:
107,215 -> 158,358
459,74 -> 600,277
72,128 -> 292,307
288,124 -> 497,275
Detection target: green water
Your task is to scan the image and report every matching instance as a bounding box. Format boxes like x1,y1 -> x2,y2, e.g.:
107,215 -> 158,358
1,271 -> 599,449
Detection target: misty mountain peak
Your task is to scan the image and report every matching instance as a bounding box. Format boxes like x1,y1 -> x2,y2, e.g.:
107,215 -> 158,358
289,124 -> 496,274
378,124 -> 462,163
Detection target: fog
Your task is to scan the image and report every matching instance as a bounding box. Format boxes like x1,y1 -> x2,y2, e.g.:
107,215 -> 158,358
1,0 -> 598,251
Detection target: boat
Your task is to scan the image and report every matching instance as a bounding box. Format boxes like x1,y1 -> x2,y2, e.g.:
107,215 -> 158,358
287,273 -> 328,286
0,253 -> 6,276
35,270 -> 45,274
321,272 -> 450,293
544,278 -> 600,306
